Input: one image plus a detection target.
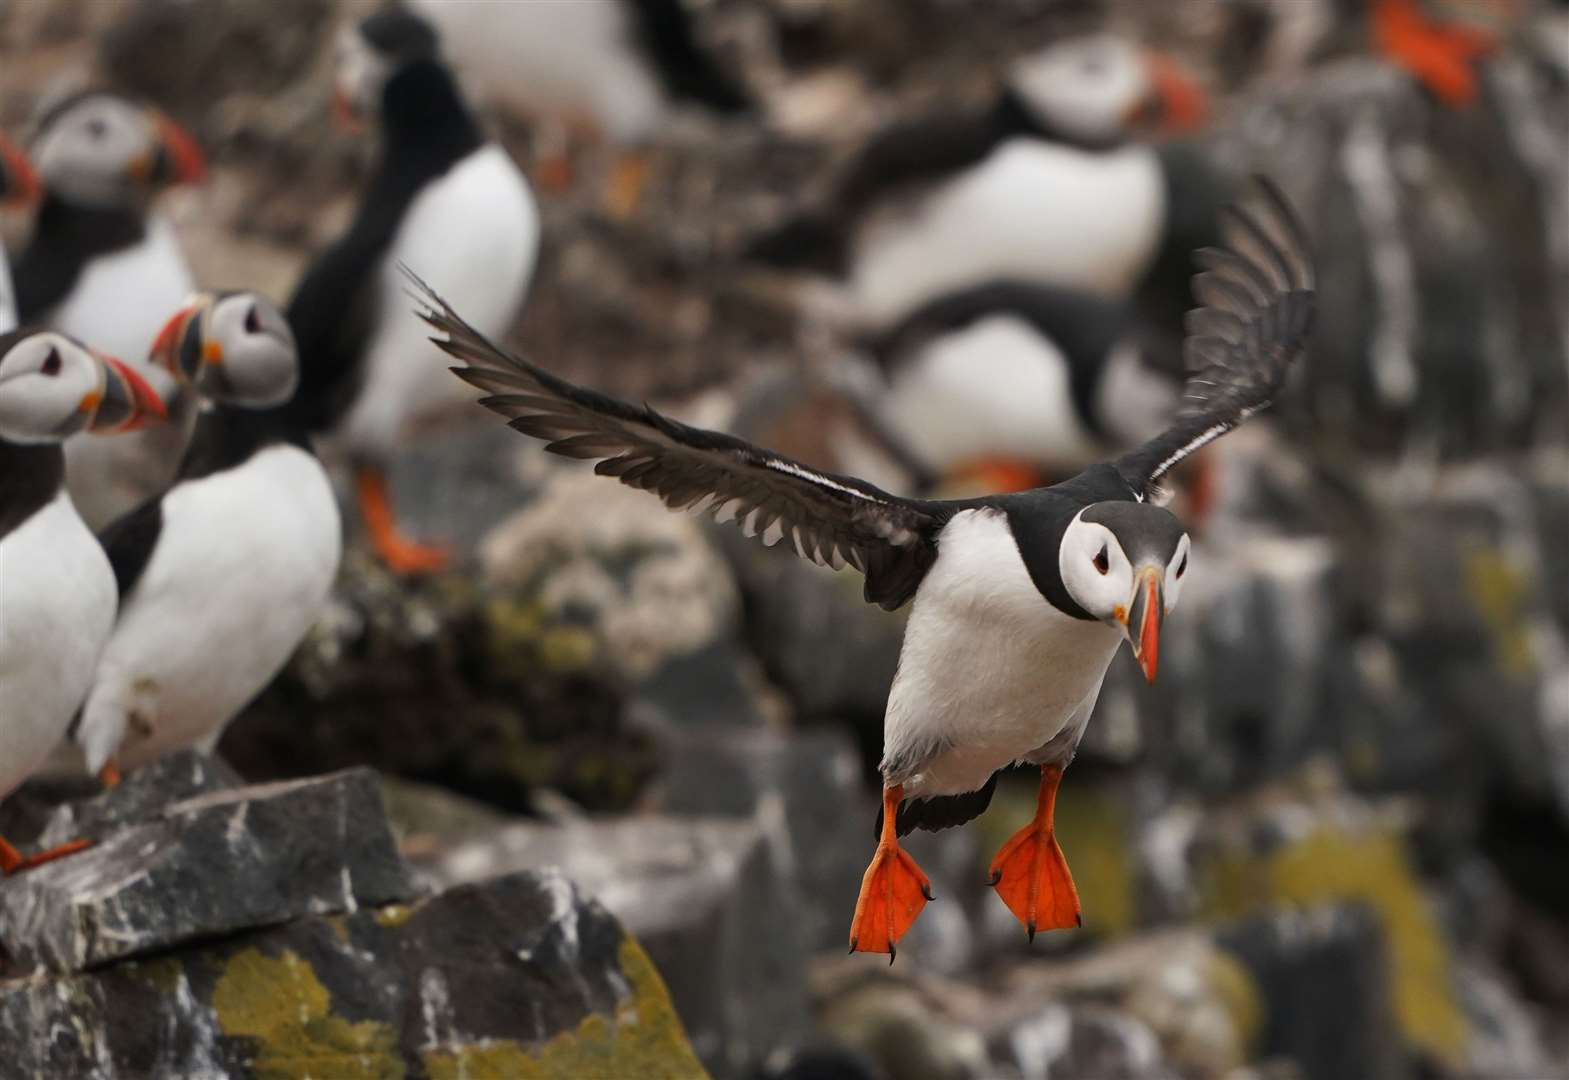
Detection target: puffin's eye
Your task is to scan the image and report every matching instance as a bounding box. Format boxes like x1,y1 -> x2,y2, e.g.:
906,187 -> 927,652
1093,546 -> 1109,575
40,348 -> 62,377
245,303 -> 262,334
1176,553 -> 1188,578
85,118 -> 109,140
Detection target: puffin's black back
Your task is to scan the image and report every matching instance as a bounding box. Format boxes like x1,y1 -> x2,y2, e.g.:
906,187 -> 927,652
13,195 -> 147,321
0,439 -> 65,543
282,57 -> 483,437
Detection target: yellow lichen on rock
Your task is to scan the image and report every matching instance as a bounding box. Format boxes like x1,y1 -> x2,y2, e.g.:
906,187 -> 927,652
422,936 -> 709,1080
213,947 -> 403,1080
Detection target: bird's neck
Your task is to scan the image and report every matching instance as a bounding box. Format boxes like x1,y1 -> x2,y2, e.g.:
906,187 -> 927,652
378,60 -> 485,177
30,192 -> 148,254
993,89 -> 1130,155
176,403 -> 311,483
0,438 -> 66,541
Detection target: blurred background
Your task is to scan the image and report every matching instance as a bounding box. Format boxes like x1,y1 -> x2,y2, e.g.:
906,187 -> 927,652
2,0 -> 1567,1077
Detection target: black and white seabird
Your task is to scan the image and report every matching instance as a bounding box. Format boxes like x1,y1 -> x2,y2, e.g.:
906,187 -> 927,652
408,176 -> 1315,956
76,292 -> 341,780
13,91 -> 207,530
749,32 -> 1216,329
0,133 -> 41,334
0,327 -> 166,872
864,281 -> 1182,496
289,7 -> 537,573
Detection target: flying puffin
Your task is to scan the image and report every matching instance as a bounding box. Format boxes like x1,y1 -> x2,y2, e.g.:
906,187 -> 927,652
289,6 -> 538,573
12,91 -> 207,530
407,0 -> 750,210
409,176 -> 1315,957
748,32 -> 1217,329
76,292 -> 341,781
863,281 -> 1182,496
0,328 -> 166,872
0,134 -> 42,334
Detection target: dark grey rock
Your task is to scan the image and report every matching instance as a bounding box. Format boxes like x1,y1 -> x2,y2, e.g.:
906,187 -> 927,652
36,749 -> 241,848
0,869 -> 707,1079
996,1004 -> 1179,1080
0,769 -> 417,973
423,814 -> 807,1077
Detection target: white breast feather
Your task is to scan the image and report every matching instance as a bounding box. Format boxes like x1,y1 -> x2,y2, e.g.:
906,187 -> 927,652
0,250 -> 16,333
849,141 -> 1166,327
0,491 -> 115,797
333,144 -> 539,457
76,445 -> 342,772
882,508 -> 1121,797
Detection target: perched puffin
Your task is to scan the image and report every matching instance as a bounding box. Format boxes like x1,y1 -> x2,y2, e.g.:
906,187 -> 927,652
409,177 -> 1314,957
12,91 -> 207,530
408,0 -> 750,208
0,134 -> 42,334
748,33 -> 1217,329
0,328 -> 166,872
290,7 -> 537,572
76,292 -> 341,780
864,281 -> 1181,496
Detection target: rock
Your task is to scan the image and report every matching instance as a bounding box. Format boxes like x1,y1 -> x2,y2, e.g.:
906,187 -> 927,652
422,814 -> 808,1076
0,869 -> 708,1079
996,1004 -> 1179,1080
35,749 -> 241,848
1453,960 -> 1565,1080
0,769 -> 417,973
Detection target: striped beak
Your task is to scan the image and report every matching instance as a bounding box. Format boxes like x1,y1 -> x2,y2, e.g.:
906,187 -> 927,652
1122,565 -> 1164,683
1129,50 -> 1208,134
0,133 -> 40,206
87,354 -> 167,433
129,110 -> 207,188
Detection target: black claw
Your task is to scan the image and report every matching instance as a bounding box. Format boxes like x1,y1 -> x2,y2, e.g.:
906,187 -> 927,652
987,869 -> 1001,887
888,940 -> 897,965
849,938 -> 857,955
922,883 -> 935,901
1027,921 -> 1037,944
1075,912 -> 1083,928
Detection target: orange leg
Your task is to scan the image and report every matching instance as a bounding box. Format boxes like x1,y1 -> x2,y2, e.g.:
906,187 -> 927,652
98,760 -> 122,789
605,150 -> 651,221
0,834 -> 94,876
1372,0 -> 1499,108
848,784 -> 933,962
1182,449 -> 1218,528
949,456 -> 1046,496
988,764 -> 1082,940
356,465 -> 450,575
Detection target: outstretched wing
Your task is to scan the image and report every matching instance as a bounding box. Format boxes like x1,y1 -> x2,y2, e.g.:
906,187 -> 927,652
1114,175 -> 1316,500
405,270 -> 952,611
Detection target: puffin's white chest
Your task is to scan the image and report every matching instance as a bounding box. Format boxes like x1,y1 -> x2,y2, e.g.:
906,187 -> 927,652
80,444 -> 341,770
0,250 -> 16,333
849,141 -> 1166,327
883,315 -> 1105,472
334,144 -> 539,456
410,0 -> 666,142
882,508 -> 1121,796
0,491 -> 115,796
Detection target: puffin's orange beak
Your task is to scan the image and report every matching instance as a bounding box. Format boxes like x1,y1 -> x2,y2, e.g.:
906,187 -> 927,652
1123,566 -> 1163,683
87,354 -> 168,433
1133,50 -> 1208,134
333,86 -> 366,133
0,133 -> 40,207
149,297 -> 213,383
130,111 -> 207,187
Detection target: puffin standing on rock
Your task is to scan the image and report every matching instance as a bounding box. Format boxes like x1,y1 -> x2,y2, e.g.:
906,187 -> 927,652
289,7 -> 537,573
76,293 -> 340,781
0,134 -> 42,333
0,329 -> 166,872
749,32 -> 1215,329
12,91 -> 206,529
408,176 -> 1314,957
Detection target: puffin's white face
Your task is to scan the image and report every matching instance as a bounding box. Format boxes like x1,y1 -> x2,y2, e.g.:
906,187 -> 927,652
1058,507 -> 1190,682
334,26 -> 393,123
31,95 -> 205,207
1007,34 -> 1206,144
0,331 -> 166,444
149,292 -> 299,408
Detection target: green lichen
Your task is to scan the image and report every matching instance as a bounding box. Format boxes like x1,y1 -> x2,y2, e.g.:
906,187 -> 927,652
212,947 -> 403,1079
422,937 -> 709,1080
1202,825 -> 1466,1064
1462,547 -> 1536,676
373,901 -> 420,928
1204,949 -> 1264,1054
131,957 -> 183,994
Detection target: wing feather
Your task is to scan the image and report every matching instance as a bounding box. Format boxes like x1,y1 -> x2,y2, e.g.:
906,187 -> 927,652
403,269 -> 951,610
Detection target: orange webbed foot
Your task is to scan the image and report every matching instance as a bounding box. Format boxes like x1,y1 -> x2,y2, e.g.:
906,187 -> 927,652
356,466 -> 450,575
605,151 -> 652,221
848,785 -> 933,962
1372,0 -> 1499,107
987,764 -> 1082,940
0,836 -> 95,875
98,760 -> 122,789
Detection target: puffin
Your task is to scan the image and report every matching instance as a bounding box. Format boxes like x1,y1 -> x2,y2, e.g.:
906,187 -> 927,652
12,91 -> 207,530
747,32 -> 1218,329
408,176 -> 1315,957
863,281 -> 1181,496
407,0 -> 750,209
0,328 -> 166,872
290,6 -> 537,573
76,292 -> 341,780
0,134 -> 41,333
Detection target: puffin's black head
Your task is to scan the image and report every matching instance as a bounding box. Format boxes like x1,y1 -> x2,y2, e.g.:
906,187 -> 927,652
0,131 -> 40,207
0,328 -> 166,444
29,91 -> 205,208
1059,501 -> 1190,683
149,291 -> 298,409
334,7 -> 443,126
